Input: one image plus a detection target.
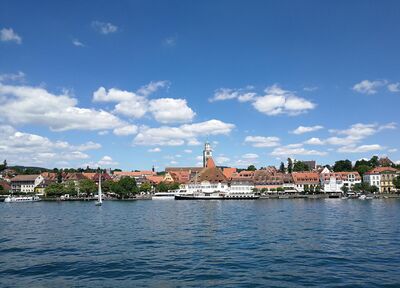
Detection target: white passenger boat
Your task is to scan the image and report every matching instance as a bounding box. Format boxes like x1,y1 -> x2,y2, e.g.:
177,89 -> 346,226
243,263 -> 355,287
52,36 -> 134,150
4,195 -> 41,203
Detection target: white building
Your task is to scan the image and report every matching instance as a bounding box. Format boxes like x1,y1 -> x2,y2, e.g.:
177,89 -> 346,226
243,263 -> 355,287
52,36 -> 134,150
11,175 -> 44,194
320,168 -> 361,192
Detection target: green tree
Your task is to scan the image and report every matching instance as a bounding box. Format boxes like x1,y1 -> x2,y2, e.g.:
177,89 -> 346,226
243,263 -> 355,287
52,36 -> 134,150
45,183 -> 65,197
247,165 -> 257,171
304,184 -> 310,194
57,170 -> 63,183
79,179 -> 97,196
293,161 -> 311,172
369,155 -> 379,168
287,158 -> 293,174
64,181 -> 77,196
279,162 -> 285,173
101,180 -> 113,193
0,185 -> 4,193
341,185 -> 349,194
112,177 -> 138,198
139,182 -> 152,193
369,185 -> 379,193
393,176 -> 400,190
333,160 -> 353,172
315,185 -> 321,193
0,160 -> 7,172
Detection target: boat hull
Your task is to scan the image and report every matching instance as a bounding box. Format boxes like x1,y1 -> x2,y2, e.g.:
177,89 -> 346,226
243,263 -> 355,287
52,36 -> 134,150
175,195 -> 259,200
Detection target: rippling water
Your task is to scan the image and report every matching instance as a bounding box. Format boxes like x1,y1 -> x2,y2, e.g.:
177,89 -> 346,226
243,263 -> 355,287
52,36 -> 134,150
1,199 -> 400,287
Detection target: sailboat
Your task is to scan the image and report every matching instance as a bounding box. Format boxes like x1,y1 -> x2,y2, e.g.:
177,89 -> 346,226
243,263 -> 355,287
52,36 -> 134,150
95,173 -> 103,206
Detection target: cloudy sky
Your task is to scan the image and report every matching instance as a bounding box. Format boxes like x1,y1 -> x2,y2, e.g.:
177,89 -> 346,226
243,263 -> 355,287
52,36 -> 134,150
1,0 -> 399,170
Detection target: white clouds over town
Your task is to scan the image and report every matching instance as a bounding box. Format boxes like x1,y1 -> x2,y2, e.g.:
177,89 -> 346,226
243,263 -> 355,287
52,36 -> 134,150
211,84 -> 316,116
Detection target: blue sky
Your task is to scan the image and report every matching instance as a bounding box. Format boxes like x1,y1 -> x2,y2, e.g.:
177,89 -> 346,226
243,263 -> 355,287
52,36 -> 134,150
1,0 -> 399,170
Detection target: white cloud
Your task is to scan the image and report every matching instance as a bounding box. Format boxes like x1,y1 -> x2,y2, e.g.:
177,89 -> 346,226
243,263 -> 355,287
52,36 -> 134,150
72,39 -> 85,47
0,125 -> 100,167
137,81 -> 169,97
0,71 -> 25,83
327,123 -> 396,146
271,145 -> 327,156
0,28 -> 22,44
93,87 -> 148,118
84,156 -> 119,168
133,119 -> 235,146
0,83 -> 125,131
184,149 -> 192,153
113,124 -> 138,136
242,153 -> 259,159
91,21 -> 118,34
216,156 -> 230,164
304,137 -> 324,145
148,147 -> 161,152
303,86 -> 318,92
210,87 -> 256,103
163,36 -> 177,47
238,92 -> 256,102
337,144 -> 384,153
388,83 -> 400,92
353,80 -> 387,94
252,85 -> 315,116
149,98 -> 196,123
93,82 -> 192,123
388,148 -> 398,153
291,125 -> 323,135
210,88 -> 240,102
245,136 -> 280,147
75,141 -> 102,151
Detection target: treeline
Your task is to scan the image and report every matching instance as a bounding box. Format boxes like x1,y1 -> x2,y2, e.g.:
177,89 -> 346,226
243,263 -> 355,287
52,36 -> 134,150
45,178 -> 180,198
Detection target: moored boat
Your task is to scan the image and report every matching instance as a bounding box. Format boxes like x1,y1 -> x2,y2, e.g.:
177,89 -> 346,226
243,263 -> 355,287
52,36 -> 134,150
4,195 -> 41,203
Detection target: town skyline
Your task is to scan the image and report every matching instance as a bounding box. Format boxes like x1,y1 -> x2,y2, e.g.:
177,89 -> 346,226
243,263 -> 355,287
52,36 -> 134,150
1,0 -> 400,170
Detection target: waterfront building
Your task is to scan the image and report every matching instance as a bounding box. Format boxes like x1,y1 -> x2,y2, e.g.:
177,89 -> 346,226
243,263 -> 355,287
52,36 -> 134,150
10,175 -> 44,194
320,168 -> 361,192
184,158 -> 229,194
363,167 -> 399,193
229,178 -> 254,195
292,172 -> 320,192
252,170 -> 284,191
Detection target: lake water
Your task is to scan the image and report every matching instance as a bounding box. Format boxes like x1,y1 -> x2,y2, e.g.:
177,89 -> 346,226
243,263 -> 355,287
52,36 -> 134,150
1,199 -> 400,287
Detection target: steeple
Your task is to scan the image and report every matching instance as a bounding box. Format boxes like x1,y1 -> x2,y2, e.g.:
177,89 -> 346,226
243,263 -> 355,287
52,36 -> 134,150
203,142 -> 212,167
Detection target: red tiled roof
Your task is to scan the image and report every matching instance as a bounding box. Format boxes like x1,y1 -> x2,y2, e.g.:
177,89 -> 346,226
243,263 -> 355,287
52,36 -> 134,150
11,175 -> 41,182
145,175 -> 164,184
223,168 -> 237,179
113,171 -> 155,177
292,172 -> 320,184
366,167 -> 398,174
206,157 -> 216,168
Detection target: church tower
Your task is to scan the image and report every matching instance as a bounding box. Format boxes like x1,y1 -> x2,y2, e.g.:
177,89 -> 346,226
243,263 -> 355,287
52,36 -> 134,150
203,142 -> 212,167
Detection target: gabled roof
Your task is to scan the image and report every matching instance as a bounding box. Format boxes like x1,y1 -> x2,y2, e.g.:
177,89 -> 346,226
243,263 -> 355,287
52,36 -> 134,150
11,175 -> 41,182
145,175 -> 164,184
189,167 -> 228,184
366,167 -> 398,174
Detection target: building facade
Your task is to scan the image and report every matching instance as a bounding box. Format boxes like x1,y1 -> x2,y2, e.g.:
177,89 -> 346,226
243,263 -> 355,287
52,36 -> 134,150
11,175 -> 44,193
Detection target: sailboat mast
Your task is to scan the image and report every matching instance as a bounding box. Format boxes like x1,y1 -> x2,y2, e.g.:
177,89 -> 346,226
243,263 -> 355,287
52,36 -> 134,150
98,173 -> 102,203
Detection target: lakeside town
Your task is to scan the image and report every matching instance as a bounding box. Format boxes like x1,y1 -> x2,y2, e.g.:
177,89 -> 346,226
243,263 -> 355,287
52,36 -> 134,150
1,142 -> 400,201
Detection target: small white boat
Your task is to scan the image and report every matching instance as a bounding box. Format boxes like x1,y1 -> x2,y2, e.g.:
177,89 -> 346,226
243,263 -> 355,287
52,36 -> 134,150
4,195 -> 41,203
95,174 -> 102,206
